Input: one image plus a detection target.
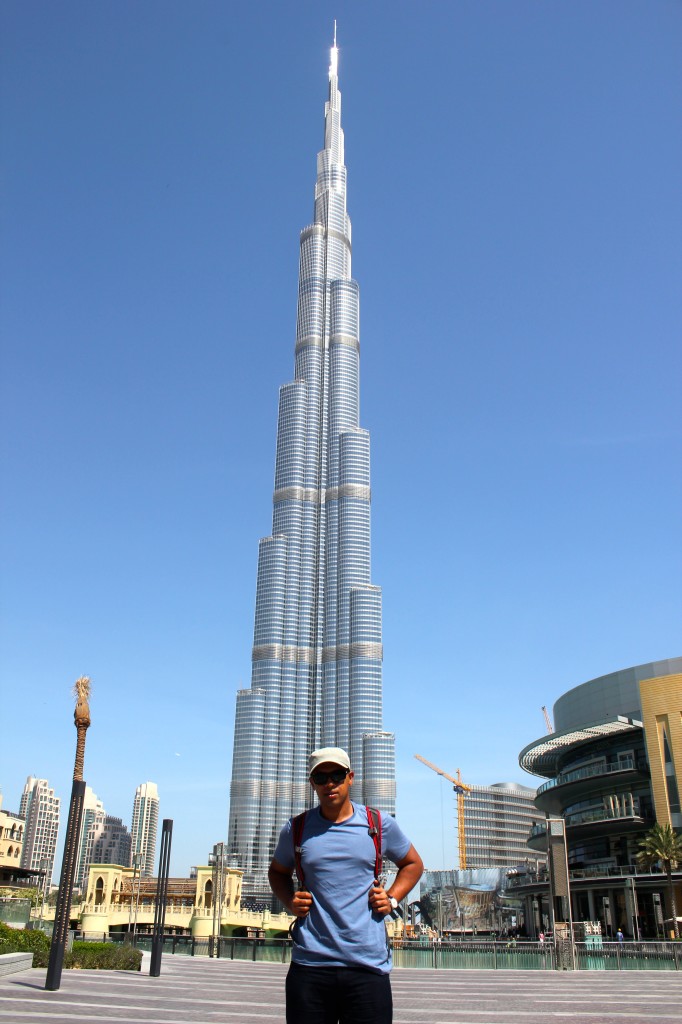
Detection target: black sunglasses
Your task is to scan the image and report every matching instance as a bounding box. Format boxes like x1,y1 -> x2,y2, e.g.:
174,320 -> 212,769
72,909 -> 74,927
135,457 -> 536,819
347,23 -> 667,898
310,768 -> 349,786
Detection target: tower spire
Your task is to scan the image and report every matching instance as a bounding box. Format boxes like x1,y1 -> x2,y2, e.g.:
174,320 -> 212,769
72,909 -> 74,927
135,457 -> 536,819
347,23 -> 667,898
330,21 -> 338,78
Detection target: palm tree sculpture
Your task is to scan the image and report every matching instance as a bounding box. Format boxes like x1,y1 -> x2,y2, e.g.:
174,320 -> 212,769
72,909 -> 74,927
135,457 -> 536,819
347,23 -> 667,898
45,675 -> 93,991
72,676 -> 91,781
636,823 -> 682,939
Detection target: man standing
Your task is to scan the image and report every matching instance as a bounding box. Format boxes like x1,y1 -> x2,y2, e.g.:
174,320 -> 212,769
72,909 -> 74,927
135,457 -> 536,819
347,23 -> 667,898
269,747 -> 424,1024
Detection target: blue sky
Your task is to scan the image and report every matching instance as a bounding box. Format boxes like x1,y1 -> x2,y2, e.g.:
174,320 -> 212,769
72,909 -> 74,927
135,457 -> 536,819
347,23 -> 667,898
1,1 -> 680,878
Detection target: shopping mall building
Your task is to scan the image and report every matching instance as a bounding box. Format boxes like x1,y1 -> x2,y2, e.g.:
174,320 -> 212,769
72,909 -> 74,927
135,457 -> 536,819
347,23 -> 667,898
511,658 -> 681,939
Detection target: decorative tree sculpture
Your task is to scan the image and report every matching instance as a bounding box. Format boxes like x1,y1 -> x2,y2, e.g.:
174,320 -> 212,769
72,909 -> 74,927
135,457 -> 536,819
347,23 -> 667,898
72,676 -> 91,781
637,823 -> 682,939
45,676 -> 92,990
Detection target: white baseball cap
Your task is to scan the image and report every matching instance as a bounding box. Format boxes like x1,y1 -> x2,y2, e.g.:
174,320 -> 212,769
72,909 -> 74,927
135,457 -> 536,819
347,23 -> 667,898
308,747 -> 351,775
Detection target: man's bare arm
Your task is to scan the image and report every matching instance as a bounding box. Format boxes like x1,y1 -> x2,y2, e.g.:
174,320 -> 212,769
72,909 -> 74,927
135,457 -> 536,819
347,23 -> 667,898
268,858 -> 313,918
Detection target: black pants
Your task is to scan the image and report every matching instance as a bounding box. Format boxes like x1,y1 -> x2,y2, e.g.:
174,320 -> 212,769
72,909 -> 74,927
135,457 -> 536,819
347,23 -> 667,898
285,962 -> 392,1024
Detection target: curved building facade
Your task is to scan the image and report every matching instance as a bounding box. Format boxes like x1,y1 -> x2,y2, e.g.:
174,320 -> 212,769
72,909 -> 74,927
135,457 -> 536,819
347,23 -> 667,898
513,659 -> 682,938
228,39 -> 395,897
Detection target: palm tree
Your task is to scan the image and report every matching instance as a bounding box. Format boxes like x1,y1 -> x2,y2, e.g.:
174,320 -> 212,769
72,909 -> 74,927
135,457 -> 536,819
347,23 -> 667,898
637,823 -> 682,939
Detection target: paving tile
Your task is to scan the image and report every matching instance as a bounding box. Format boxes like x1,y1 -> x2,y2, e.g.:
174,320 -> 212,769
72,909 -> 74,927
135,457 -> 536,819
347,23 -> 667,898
0,957 -> 680,1024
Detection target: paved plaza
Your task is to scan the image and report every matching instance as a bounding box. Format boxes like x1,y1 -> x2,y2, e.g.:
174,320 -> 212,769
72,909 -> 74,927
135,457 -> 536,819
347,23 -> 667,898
0,956 -> 680,1024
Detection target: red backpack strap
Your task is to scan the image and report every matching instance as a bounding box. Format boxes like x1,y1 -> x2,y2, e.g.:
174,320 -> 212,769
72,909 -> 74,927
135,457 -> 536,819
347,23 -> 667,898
365,806 -> 382,880
292,811 -> 307,890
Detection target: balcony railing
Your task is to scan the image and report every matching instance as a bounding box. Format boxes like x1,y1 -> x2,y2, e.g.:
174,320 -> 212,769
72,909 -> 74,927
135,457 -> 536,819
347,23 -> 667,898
565,805 -> 643,827
505,861 -> 668,888
537,758 -> 638,797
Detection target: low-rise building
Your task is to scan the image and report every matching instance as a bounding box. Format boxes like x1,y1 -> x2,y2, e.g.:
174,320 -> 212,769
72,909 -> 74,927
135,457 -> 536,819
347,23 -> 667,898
0,794 -> 24,873
514,658 -> 682,939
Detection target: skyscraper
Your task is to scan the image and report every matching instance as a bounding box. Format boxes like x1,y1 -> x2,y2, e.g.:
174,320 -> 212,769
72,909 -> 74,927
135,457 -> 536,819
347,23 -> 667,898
91,815 -> 132,870
130,781 -> 159,877
19,777 -> 60,884
74,785 -> 105,891
228,35 -> 395,896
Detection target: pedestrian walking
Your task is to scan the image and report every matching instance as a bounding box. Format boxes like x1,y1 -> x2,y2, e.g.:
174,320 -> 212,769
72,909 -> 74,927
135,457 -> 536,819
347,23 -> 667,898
269,746 -> 424,1023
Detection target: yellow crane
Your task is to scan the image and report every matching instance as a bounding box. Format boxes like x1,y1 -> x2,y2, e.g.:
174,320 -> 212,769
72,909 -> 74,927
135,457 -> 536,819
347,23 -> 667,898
415,754 -> 472,870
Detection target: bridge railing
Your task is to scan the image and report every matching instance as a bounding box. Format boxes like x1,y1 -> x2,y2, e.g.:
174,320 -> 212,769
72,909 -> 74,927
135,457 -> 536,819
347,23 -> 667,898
574,940 -> 681,971
98,934 -> 681,971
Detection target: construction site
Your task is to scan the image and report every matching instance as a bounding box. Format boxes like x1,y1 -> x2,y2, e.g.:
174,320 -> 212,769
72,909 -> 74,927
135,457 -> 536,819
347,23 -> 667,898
413,754 -> 543,936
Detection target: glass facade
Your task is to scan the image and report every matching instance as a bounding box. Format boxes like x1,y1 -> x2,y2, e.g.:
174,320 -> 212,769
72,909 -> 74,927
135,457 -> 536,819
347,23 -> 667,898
74,785 -> 105,891
228,42 -> 395,894
464,783 -> 544,871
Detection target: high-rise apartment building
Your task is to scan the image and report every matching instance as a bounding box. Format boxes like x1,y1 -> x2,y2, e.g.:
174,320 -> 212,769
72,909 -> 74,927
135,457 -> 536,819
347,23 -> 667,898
228,37 -> 395,896
464,782 -> 543,871
74,786 -> 106,892
130,781 -> 159,877
19,776 -> 60,883
91,815 -> 132,870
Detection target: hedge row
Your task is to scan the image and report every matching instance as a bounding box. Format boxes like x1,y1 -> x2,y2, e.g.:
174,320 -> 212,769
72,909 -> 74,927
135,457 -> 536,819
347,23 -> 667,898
0,926 -> 142,971
33,942 -> 142,971
0,922 -> 49,955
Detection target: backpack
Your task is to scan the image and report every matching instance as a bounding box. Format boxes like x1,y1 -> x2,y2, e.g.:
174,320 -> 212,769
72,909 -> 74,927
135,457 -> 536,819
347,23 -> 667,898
292,805 -> 382,890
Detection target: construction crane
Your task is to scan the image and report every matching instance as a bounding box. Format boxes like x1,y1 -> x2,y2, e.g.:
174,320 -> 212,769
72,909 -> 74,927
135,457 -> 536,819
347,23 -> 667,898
415,754 -> 472,870
541,706 -> 554,734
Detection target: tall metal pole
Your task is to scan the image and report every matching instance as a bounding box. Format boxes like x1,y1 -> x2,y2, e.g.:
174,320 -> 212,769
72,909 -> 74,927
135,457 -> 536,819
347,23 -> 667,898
127,854 -> 141,935
150,819 -> 173,977
133,855 -> 143,940
210,842 -> 225,956
45,677 -> 91,992
45,780 -> 86,990
38,858 -> 49,930
629,876 -> 640,941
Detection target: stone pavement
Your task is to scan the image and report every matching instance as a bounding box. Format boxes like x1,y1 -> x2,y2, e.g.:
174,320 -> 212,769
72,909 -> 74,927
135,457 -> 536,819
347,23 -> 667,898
0,956 -> 680,1023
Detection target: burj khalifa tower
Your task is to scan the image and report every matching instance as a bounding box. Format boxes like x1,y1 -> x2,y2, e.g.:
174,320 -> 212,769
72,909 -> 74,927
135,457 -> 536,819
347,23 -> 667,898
228,33 -> 395,896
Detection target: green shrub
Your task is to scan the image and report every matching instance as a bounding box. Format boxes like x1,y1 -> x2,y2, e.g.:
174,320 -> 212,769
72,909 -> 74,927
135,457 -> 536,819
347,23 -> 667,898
63,942 -> 142,971
0,927 -> 142,971
0,922 -> 50,956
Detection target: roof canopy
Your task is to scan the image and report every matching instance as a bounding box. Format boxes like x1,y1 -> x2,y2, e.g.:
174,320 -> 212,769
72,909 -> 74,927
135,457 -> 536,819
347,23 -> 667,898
519,716 -> 643,778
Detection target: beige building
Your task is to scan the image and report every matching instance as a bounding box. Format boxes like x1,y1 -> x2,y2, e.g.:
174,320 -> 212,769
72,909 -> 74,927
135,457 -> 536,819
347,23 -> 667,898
0,794 -> 25,877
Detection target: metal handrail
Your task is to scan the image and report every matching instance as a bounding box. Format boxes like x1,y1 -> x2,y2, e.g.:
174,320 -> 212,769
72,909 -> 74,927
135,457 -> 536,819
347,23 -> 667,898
538,757 -> 638,796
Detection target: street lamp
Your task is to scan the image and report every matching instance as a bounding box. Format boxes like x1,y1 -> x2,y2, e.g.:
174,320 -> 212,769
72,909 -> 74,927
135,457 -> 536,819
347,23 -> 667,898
210,842 -> 226,957
38,858 -> 50,929
628,876 -> 640,941
128,853 -> 143,938
133,854 -> 143,939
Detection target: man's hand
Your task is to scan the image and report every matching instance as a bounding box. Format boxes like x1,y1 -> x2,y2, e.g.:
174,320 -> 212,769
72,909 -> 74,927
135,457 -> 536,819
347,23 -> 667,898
290,889 -> 313,918
368,844 -> 424,917
368,881 -> 394,916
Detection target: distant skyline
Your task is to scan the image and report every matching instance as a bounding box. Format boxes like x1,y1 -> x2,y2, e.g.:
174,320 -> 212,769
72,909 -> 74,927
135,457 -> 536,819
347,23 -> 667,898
1,2 -> 680,876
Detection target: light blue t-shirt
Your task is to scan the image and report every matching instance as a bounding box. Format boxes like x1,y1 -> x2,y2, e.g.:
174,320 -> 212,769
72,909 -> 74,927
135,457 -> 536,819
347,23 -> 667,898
273,802 -> 412,974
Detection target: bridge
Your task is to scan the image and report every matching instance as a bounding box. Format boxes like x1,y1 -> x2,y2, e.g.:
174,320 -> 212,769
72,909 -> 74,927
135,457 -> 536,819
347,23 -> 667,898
34,862 -> 292,938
